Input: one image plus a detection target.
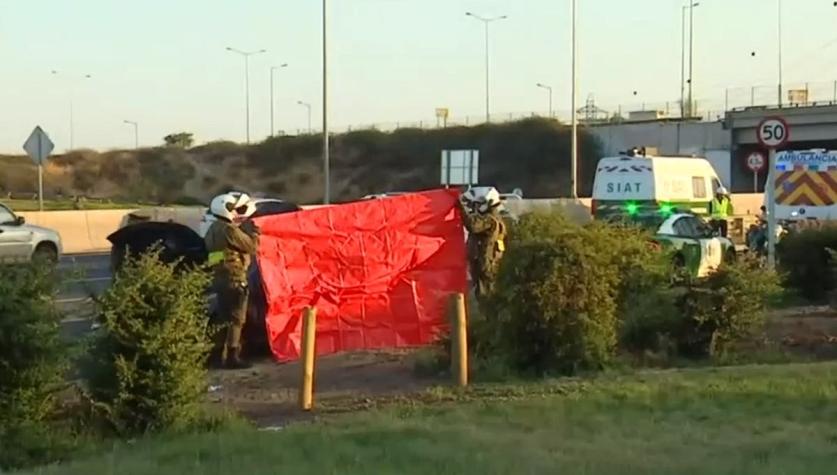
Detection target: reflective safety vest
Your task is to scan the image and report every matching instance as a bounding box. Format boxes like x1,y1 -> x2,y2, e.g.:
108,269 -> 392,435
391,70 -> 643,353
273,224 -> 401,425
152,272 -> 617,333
207,251 -> 224,267
710,197 -> 731,219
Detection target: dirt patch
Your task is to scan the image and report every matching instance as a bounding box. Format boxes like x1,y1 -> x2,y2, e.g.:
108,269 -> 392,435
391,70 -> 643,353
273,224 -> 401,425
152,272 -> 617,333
206,349 -> 441,427
767,306 -> 837,359
205,306 -> 837,428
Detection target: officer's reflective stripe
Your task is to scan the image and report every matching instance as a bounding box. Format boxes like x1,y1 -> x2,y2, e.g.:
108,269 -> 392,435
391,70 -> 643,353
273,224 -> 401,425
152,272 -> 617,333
710,198 -> 730,218
207,251 -> 224,266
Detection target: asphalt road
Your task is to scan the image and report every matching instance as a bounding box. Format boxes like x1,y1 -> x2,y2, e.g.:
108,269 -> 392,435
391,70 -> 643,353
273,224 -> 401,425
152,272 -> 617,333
58,252 -> 112,339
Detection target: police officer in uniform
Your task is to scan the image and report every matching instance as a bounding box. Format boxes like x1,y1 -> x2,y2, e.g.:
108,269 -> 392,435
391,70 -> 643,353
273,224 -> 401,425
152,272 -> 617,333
205,192 -> 260,369
709,186 -> 733,238
460,188 -> 507,299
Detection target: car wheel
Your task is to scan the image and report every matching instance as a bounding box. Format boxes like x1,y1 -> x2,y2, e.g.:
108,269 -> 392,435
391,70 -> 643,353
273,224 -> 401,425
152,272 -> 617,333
724,248 -> 737,264
32,243 -> 58,265
670,253 -> 688,284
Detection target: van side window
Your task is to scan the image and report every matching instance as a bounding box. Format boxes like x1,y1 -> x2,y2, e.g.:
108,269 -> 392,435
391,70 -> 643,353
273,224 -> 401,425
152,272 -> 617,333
692,177 -> 707,199
711,178 -> 722,194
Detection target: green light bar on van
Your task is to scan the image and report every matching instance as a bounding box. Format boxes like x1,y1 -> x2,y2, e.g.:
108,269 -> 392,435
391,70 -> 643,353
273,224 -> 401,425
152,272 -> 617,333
625,202 -> 639,215
659,203 -> 673,215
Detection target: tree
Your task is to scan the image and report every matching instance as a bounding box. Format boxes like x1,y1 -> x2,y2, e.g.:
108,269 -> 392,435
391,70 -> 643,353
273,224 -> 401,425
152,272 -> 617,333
163,132 -> 194,149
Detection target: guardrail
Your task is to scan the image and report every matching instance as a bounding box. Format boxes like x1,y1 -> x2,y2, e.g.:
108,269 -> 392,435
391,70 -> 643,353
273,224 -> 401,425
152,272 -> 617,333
18,208 -> 205,254
17,194 -> 764,255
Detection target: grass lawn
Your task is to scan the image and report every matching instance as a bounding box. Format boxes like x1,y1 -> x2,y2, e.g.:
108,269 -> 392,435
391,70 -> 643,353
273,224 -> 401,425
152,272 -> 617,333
26,362 -> 837,475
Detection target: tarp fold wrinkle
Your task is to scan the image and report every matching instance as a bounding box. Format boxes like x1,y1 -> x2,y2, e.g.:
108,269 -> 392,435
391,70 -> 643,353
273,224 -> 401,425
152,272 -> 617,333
255,189 -> 467,361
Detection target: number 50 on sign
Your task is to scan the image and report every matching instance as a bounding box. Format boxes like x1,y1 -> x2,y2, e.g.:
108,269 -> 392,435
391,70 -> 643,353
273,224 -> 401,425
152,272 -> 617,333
757,117 -> 789,149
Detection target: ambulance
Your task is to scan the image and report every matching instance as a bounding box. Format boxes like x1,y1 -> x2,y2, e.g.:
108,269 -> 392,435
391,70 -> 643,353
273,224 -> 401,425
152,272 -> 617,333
591,148 -> 725,220
773,149 -> 837,221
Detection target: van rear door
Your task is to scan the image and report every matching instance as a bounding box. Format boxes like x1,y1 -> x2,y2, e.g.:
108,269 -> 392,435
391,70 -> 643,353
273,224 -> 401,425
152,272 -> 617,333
592,158 -> 655,217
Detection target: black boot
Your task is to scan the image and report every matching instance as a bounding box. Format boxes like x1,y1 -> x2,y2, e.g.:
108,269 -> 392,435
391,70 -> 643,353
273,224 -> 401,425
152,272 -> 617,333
225,347 -> 252,370
207,350 -> 225,369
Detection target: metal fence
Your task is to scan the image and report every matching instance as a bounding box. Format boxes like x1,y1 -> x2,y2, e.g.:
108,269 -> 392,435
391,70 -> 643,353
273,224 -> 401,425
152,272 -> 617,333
285,79 -> 837,136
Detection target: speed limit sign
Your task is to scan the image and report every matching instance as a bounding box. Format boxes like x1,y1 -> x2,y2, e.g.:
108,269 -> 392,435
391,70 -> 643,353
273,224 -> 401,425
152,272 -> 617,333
746,151 -> 765,172
757,116 -> 790,149
758,116 -> 789,271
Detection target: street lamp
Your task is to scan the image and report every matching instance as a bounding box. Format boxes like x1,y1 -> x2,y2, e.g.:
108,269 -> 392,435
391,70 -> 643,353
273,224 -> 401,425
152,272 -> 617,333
777,0 -> 783,107
323,0 -> 331,204
466,12 -> 508,123
50,70 -> 92,151
123,120 -> 139,149
570,0 -> 578,198
226,46 -> 267,144
536,83 -> 554,117
270,63 -> 289,137
681,2 -> 699,117
298,101 -> 312,134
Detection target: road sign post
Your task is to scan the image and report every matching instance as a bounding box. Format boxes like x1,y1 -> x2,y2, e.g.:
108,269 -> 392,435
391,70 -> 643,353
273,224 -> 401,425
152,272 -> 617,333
757,117 -> 789,270
22,126 -> 55,212
746,151 -> 766,193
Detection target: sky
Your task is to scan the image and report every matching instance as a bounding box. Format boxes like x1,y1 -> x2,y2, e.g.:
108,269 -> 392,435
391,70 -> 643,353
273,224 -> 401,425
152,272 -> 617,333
1,0 -> 837,153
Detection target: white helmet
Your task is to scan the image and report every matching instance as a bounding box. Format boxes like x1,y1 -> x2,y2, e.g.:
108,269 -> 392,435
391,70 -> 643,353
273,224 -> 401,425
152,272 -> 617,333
716,186 -> 729,196
209,192 -> 254,222
462,186 -> 502,213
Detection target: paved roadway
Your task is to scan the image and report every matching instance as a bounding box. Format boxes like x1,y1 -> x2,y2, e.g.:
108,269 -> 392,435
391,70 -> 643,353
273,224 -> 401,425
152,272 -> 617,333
58,252 -> 112,338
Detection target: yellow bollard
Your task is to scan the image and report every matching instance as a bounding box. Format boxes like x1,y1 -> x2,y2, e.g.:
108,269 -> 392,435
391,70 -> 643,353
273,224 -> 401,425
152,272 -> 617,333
450,293 -> 468,387
299,306 -> 317,411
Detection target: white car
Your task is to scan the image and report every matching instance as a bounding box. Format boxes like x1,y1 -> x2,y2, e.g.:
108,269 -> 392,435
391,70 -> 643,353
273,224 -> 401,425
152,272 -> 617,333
198,198 -> 301,237
0,203 -> 62,263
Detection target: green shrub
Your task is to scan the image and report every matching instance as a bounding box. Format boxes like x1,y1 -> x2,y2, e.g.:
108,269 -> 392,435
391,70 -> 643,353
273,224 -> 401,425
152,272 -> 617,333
482,209 -> 666,375
0,263 -> 72,469
676,257 -> 780,358
81,248 -> 212,435
414,296 -> 506,380
619,287 -> 680,357
777,225 -> 837,301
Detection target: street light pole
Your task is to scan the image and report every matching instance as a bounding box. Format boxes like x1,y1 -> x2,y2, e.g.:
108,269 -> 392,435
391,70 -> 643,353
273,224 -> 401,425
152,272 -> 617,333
123,120 -> 139,149
681,5 -> 687,117
687,1 -> 698,118
466,12 -> 508,123
323,0 -> 331,204
51,70 -> 91,151
777,0 -> 783,107
571,0 -> 578,199
681,3 -> 699,117
226,47 -> 267,144
298,101 -> 312,134
270,63 -> 289,137
536,83 -> 553,117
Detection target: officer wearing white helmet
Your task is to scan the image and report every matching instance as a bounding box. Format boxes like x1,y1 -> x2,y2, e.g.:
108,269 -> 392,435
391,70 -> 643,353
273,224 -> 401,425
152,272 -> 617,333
709,185 -> 733,238
459,187 -> 507,300
205,192 -> 259,369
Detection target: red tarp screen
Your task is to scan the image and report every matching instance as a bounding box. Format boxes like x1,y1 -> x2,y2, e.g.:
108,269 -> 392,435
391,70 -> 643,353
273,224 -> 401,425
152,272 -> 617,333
255,189 -> 467,362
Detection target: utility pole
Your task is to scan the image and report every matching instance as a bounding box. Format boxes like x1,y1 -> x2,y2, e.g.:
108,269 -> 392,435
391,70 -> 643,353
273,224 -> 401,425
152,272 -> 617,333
50,70 -> 92,151
323,0 -> 331,204
571,0 -> 578,199
466,12 -> 508,123
226,47 -> 267,144
687,1 -> 697,118
536,83 -> 554,117
123,120 -> 139,149
298,101 -> 313,134
777,0 -> 783,107
270,63 -> 289,137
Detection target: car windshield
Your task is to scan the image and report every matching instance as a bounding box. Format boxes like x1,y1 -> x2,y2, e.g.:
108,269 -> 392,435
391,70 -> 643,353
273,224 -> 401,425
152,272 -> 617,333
0,205 -> 16,225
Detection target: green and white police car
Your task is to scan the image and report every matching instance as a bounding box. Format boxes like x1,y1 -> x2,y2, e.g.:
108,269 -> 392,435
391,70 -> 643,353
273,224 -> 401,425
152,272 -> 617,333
612,211 -> 736,278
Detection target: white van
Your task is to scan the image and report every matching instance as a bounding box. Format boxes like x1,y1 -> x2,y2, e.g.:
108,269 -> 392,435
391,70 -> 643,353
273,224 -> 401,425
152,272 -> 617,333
591,149 -> 724,219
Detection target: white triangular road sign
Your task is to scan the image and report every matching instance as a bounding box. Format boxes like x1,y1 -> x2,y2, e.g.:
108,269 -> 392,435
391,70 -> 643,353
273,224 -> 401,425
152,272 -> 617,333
23,126 -> 55,165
